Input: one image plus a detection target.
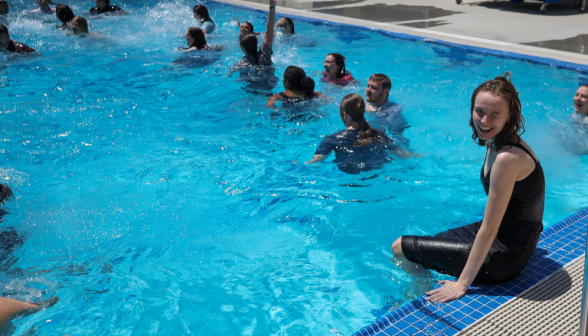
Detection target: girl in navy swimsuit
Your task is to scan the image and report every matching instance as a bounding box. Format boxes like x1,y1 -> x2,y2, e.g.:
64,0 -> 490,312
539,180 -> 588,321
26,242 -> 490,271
392,73 -> 545,302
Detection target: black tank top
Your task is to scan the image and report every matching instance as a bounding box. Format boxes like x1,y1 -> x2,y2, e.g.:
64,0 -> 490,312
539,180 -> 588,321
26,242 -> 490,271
481,143 -> 545,237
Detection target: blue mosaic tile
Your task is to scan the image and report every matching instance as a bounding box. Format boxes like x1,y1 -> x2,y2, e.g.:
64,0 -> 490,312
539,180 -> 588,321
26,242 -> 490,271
352,207 -> 588,335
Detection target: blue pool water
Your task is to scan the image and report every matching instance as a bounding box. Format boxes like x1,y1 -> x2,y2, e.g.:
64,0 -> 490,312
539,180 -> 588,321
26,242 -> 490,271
1,0 -> 588,334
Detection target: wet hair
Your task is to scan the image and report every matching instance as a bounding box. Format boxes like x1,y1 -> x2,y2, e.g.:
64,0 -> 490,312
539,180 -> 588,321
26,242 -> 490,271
340,93 -> 382,146
243,22 -> 254,32
0,24 -> 8,35
0,0 -> 7,13
72,16 -> 88,33
56,5 -> 75,24
193,5 -> 212,22
369,73 -> 392,91
469,72 -> 525,151
0,184 -> 13,205
327,53 -> 348,78
187,27 -> 207,49
283,17 -> 294,34
98,0 -> 110,5
239,33 -> 258,64
283,66 -> 315,97
580,84 -> 588,90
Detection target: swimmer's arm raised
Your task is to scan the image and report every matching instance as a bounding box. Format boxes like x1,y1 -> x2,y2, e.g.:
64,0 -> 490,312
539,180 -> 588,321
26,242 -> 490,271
305,154 -> 327,164
427,151 -> 519,303
264,0 -> 277,48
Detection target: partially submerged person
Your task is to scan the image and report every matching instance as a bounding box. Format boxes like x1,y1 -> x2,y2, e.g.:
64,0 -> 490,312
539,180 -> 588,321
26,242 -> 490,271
234,0 -> 277,68
55,5 -> 75,29
90,0 -> 125,15
266,65 -> 325,107
392,73 -> 545,303
365,73 -> 408,139
71,16 -> 89,35
29,0 -> 56,15
0,0 -> 8,16
274,17 -> 294,37
0,184 -> 59,326
180,27 -> 209,51
193,4 -> 215,34
233,20 -> 257,35
572,85 -> 588,124
305,94 -> 409,174
321,53 -> 355,87
0,24 -> 35,53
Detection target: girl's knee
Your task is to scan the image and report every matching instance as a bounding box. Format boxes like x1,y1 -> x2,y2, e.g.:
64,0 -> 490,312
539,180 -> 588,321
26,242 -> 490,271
392,237 -> 404,258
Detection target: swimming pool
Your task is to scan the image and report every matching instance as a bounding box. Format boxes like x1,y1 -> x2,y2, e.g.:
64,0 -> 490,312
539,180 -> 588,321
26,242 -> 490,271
1,0 -> 588,334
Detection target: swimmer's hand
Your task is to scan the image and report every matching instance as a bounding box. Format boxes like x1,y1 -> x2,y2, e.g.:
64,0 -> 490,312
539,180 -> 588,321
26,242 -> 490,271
425,280 -> 467,303
305,154 -> 327,164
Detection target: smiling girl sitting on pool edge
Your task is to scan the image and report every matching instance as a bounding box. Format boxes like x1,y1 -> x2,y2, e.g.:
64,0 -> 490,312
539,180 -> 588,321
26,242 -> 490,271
391,72 -> 545,303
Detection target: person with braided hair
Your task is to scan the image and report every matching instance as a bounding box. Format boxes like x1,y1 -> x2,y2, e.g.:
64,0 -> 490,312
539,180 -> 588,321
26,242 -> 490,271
392,72 -> 545,303
305,94 -> 408,174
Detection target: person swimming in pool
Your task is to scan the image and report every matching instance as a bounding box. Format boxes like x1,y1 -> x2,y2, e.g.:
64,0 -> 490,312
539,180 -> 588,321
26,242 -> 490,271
180,27 -> 209,51
234,0 -> 277,67
193,5 -> 215,34
572,84 -> 588,124
365,74 -> 408,141
29,0 -> 56,15
391,72 -> 545,303
55,5 -> 75,29
321,53 -> 356,87
274,17 -> 294,37
305,94 -> 410,174
266,66 -> 325,108
0,184 -> 59,326
0,0 -> 8,16
90,0 -> 126,15
0,24 -> 35,53
232,20 -> 259,35
71,16 -> 89,35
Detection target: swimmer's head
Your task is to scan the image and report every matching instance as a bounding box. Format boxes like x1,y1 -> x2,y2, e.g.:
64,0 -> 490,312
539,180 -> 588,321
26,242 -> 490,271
239,33 -> 258,57
56,5 -> 75,24
340,93 -> 366,123
324,53 -> 346,78
186,27 -> 207,49
37,0 -> 51,10
0,0 -> 8,15
573,85 -> 588,116
71,16 -> 88,34
283,65 -> 314,97
240,22 -> 254,35
277,17 -> 294,35
193,5 -> 211,23
0,24 -> 9,49
366,74 -> 391,105
0,184 -> 13,205
470,72 -> 524,151
94,0 -> 110,9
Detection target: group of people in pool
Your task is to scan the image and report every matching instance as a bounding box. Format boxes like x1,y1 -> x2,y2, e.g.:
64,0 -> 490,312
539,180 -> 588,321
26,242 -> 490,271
2,0 -> 588,327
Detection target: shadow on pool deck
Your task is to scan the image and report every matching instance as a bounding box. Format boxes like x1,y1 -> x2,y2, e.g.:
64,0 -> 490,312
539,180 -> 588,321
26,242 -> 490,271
312,4 -> 462,22
466,0 -> 585,16
524,34 -> 588,55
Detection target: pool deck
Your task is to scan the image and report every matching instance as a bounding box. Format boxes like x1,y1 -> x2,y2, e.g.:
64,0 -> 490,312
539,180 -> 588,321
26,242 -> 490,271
215,0 -> 588,66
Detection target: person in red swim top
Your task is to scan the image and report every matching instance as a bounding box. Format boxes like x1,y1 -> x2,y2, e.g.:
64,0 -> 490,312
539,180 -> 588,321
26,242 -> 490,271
321,53 -> 355,87
0,24 -> 35,53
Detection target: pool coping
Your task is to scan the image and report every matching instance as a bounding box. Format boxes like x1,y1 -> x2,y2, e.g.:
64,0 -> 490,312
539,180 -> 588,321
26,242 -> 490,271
211,0 -> 588,71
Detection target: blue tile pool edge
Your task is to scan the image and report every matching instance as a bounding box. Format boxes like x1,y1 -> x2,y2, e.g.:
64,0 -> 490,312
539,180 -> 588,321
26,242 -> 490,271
212,0 -> 588,74
349,206 -> 588,336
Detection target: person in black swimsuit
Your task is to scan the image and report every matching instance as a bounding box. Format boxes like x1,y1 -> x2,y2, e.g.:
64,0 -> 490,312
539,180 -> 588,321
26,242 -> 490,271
0,24 -> 35,53
391,72 -> 545,303
266,66 -> 325,108
90,0 -> 125,15
55,5 -> 75,29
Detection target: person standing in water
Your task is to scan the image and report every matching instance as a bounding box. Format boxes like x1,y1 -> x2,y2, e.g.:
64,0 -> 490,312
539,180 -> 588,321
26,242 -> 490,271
266,66 -> 324,107
180,27 -> 209,51
274,17 -> 294,37
29,0 -> 56,15
192,5 -> 215,34
90,0 -> 126,15
0,24 -> 35,53
392,73 -> 545,303
234,0 -> 277,67
572,84 -> 588,124
55,5 -> 75,29
365,74 -> 408,139
71,16 -> 89,35
321,53 -> 356,87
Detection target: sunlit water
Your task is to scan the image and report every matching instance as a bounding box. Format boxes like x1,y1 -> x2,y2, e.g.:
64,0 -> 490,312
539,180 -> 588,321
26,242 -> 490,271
1,0 -> 588,334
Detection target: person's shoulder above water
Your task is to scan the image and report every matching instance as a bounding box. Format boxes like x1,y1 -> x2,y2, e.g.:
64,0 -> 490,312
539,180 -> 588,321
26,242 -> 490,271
29,7 -> 55,15
90,5 -> 124,15
7,40 -> 35,53
200,21 -> 215,34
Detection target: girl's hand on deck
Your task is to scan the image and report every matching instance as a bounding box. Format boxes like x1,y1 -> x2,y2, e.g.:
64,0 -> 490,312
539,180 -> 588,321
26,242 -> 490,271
425,280 -> 467,303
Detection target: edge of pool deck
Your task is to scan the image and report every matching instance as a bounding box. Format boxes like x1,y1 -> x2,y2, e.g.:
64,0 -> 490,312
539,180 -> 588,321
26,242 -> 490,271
211,0 -> 588,71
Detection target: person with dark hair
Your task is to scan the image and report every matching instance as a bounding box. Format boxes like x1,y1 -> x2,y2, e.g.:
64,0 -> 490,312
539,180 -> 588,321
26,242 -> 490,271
365,73 -> 408,139
29,0 -> 56,15
321,53 -> 355,87
90,0 -> 125,15
71,16 -> 89,34
392,72 -> 545,303
265,66 -> 325,107
305,94 -> 409,174
274,17 -> 294,37
181,27 -> 209,51
232,20 -> 258,35
572,85 -> 588,123
0,0 -> 8,16
193,4 -> 215,34
234,0 -> 277,67
55,5 -> 75,29
0,24 -> 35,53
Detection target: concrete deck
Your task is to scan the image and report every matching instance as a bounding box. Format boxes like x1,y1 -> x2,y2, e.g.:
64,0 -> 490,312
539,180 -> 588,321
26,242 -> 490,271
216,0 -> 588,65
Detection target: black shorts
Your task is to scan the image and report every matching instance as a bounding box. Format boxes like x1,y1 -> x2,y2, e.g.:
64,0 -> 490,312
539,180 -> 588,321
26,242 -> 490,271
401,221 -> 527,285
